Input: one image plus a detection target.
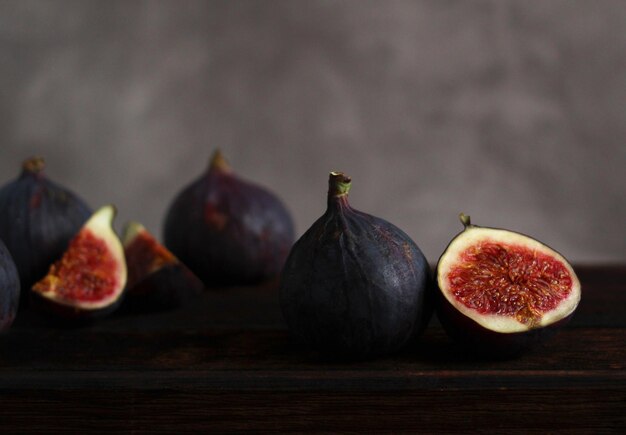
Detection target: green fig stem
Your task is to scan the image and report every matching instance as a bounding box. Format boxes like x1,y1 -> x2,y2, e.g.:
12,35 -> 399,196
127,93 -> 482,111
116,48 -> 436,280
328,172 -> 352,198
22,156 -> 46,175
459,213 -> 473,229
209,149 -> 232,173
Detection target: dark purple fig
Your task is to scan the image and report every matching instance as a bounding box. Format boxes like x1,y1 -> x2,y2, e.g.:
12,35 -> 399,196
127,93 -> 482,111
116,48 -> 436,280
280,172 -> 431,360
163,150 -> 295,287
436,213 -> 581,357
121,221 -> 204,313
0,157 -> 91,304
0,239 -> 20,331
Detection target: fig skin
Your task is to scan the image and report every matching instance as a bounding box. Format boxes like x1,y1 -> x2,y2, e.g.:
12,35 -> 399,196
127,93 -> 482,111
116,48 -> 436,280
31,205 -> 127,323
120,266 -> 204,313
163,150 -> 295,288
435,292 -> 574,358
0,157 -> 91,304
435,214 -> 581,357
280,172 -> 431,360
0,239 -> 20,331
30,290 -> 123,324
121,222 -> 204,313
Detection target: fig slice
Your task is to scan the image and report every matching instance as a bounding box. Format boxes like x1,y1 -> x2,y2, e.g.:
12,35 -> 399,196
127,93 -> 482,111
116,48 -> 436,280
436,213 -> 581,355
121,221 -> 204,313
31,205 -> 126,320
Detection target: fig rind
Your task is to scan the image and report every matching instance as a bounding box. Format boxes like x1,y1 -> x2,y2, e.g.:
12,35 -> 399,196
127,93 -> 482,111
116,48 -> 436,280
435,289 -> 574,357
30,290 -> 124,324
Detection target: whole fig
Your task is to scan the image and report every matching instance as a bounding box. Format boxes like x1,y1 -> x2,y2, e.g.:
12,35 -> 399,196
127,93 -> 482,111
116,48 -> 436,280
0,238 -> 19,331
163,150 -> 295,287
0,157 -> 91,304
280,172 -> 431,360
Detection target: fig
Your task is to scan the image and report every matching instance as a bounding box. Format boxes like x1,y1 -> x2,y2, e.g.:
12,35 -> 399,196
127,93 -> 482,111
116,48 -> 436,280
163,150 -> 295,287
436,214 -> 581,356
0,239 -> 20,331
31,205 -> 126,321
280,172 -> 431,360
0,157 -> 91,303
121,221 -> 204,313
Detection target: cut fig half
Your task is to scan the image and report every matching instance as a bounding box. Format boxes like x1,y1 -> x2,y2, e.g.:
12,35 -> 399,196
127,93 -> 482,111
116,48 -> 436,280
31,205 -> 126,320
121,221 -> 204,313
436,214 -> 581,355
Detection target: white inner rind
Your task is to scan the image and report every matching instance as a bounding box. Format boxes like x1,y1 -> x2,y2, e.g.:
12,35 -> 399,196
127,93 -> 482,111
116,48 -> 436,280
36,205 -> 128,310
122,221 -> 145,246
437,226 -> 581,334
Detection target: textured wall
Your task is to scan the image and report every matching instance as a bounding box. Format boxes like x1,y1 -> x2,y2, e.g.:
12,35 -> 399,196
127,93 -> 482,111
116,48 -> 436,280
1,0 -> 625,263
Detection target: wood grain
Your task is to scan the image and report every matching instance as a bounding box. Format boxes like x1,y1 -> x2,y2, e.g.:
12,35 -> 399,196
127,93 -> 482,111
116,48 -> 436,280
0,265 -> 624,433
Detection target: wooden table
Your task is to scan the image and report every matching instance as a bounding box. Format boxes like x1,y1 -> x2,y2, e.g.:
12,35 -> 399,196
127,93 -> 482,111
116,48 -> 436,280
1,266 -> 624,433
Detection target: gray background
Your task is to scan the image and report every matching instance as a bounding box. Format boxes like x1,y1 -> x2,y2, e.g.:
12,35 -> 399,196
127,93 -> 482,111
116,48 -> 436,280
1,0 -> 625,263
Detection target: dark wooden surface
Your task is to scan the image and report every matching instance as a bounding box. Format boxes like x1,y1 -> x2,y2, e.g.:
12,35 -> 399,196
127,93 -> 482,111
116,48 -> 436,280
1,265 -> 625,433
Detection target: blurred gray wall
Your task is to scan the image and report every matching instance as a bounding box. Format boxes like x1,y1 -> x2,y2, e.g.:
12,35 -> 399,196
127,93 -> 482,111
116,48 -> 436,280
1,0 -> 625,263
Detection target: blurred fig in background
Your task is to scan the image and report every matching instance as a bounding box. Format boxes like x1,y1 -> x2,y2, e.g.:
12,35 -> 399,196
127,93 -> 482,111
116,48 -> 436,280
0,238 -> 19,331
163,150 -> 295,288
0,157 -> 91,305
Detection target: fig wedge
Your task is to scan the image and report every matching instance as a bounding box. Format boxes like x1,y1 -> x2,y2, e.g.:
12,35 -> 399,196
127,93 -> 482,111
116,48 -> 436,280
122,221 -> 204,313
31,205 -> 126,321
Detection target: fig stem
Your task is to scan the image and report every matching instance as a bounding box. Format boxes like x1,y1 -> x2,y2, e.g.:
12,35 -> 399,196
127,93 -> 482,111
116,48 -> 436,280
209,149 -> 232,173
459,213 -> 473,228
22,156 -> 46,174
328,172 -> 352,197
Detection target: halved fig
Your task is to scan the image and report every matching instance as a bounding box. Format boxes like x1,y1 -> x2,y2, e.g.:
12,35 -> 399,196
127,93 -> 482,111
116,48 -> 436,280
121,221 -> 204,313
436,214 -> 581,356
31,205 -> 126,321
